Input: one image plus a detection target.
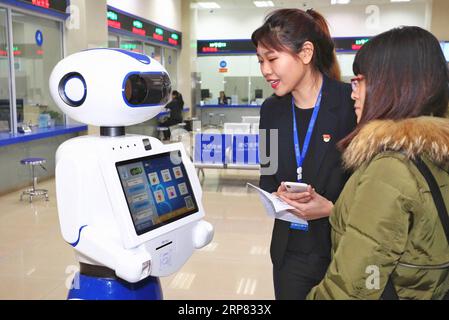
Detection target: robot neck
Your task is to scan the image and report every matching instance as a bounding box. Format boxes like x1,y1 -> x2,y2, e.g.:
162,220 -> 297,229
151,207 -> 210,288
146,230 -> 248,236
100,126 -> 125,137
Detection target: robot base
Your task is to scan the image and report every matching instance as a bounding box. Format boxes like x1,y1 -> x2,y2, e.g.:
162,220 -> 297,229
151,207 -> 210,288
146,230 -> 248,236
68,265 -> 163,300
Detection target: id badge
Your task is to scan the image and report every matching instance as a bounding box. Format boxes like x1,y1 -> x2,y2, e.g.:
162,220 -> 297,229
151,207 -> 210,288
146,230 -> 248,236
290,222 -> 308,231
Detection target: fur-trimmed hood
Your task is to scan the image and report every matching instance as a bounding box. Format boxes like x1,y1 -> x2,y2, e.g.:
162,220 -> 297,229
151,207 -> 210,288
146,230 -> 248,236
343,116 -> 449,170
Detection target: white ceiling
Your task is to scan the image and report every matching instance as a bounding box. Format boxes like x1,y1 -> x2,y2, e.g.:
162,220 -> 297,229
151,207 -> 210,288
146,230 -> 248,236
193,0 -> 430,10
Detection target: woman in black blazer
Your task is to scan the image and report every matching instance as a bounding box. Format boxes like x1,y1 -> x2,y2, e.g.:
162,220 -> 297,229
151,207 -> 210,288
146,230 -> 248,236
159,90 -> 184,140
252,9 -> 357,299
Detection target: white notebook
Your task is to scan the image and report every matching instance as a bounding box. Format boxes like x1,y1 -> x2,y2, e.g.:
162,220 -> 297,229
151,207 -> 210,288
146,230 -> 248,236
247,183 -> 308,227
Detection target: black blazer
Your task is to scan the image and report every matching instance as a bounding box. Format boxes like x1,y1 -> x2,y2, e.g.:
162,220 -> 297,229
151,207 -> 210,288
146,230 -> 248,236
165,98 -> 184,123
259,75 -> 357,267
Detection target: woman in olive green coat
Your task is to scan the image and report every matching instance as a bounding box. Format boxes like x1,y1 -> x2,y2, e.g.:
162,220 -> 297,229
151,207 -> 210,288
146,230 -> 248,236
279,26 -> 449,299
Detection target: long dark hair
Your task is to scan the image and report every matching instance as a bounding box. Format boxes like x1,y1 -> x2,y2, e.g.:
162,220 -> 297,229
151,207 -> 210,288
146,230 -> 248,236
251,8 -> 340,80
339,26 -> 449,149
172,90 -> 184,108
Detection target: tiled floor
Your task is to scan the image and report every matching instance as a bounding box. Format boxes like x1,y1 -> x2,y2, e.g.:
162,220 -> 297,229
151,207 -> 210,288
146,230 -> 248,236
0,169 -> 275,300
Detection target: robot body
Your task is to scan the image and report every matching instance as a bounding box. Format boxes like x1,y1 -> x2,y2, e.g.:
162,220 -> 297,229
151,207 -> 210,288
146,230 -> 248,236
49,49 -> 213,299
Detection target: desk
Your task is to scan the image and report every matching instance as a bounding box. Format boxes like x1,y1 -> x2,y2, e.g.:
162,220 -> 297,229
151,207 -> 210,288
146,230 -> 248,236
197,105 -> 260,125
156,107 -> 190,119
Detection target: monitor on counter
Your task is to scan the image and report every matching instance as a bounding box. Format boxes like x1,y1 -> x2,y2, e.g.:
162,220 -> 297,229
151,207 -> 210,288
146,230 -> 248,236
255,89 -> 263,99
0,99 -> 24,125
201,89 -> 210,100
116,151 -> 199,235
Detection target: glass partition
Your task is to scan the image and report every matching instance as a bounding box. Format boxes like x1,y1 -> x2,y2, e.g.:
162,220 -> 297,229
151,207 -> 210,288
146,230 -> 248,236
12,11 -> 63,128
144,43 -> 162,63
0,8 -> 11,132
108,34 -> 119,48
119,35 -> 143,53
163,47 -> 178,90
197,51 -> 361,107
197,55 -> 272,106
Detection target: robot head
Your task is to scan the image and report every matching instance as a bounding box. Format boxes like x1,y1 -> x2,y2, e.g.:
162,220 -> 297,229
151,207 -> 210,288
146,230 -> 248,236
49,48 -> 172,127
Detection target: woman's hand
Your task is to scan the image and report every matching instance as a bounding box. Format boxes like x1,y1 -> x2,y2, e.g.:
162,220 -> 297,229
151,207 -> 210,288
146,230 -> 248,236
275,182 -> 334,221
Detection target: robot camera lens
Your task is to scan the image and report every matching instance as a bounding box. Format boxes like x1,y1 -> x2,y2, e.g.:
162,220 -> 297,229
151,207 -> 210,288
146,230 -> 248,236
162,74 -> 172,103
123,72 -> 172,106
125,74 -> 148,105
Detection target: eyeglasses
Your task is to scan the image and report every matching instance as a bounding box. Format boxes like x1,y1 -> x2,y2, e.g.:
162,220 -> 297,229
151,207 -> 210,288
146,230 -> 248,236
350,75 -> 365,92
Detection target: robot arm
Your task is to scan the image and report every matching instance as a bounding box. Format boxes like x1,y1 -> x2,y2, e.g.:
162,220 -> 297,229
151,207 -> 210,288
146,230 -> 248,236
75,227 -> 151,283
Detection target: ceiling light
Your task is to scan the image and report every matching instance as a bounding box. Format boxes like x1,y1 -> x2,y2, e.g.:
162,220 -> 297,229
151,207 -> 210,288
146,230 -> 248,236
331,0 -> 351,4
197,2 -> 221,9
253,1 -> 275,7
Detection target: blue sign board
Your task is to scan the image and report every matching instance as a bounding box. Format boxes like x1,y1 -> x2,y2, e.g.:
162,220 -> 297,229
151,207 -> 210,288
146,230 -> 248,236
232,134 -> 259,165
219,60 -> 227,68
194,133 -> 259,165
194,134 -> 231,164
35,30 -> 43,47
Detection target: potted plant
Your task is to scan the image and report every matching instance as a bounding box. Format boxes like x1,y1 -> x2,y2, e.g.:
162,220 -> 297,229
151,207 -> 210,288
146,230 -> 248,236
41,110 -> 64,126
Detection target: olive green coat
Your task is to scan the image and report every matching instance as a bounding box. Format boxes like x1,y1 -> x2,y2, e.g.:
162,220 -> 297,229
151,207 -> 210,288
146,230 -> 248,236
307,117 -> 449,300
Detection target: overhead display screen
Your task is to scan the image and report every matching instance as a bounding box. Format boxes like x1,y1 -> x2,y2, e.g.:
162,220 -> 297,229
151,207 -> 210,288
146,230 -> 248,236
116,151 -> 198,235
107,6 -> 182,49
15,0 -> 69,14
333,37 -> 371,52
197,37 -> 372,55
197,40 -> 255,55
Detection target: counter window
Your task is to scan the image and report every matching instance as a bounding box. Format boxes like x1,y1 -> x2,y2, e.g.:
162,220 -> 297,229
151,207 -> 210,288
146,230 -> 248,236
12,11 -> 64,129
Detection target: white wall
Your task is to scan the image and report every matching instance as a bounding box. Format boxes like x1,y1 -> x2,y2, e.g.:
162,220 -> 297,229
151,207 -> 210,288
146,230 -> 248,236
323,3 -> 432,37
197,2 -> 432,39
197,1 -> 432,80
107,0 -> 182,31
197,8 -> 269,40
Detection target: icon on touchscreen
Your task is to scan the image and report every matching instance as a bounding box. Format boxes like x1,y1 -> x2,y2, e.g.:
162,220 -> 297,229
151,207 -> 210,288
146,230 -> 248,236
166,186 -> 177,199
154,190 -> 165,203
173,166 -> 183,179
161,169 -> 172,182
148,172 -> 160,185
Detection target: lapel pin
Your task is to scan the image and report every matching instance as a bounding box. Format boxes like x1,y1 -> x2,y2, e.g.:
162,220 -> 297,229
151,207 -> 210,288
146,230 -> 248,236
323,134 -> 331,143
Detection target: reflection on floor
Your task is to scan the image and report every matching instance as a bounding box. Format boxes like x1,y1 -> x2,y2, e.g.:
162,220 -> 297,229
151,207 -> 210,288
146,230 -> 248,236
0,169 -> 275,300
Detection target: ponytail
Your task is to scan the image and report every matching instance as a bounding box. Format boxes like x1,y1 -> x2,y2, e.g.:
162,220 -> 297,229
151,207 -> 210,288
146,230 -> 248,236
306,9 -> 341,80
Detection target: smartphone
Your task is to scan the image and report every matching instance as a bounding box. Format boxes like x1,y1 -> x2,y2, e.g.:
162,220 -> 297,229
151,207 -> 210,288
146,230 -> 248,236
284,182 -> 309,193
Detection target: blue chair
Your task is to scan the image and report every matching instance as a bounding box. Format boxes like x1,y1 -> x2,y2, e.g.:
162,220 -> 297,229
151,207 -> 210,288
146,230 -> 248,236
20,157 -> 49,203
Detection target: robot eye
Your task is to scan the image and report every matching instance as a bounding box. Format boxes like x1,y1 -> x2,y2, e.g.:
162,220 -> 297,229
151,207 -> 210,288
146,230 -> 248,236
125,74 -> 148,105
58,72 -> 87,107
123,72 -> 172,107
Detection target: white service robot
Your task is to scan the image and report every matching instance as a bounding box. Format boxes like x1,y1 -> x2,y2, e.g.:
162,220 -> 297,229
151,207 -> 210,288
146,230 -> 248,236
49,48 -> 214,300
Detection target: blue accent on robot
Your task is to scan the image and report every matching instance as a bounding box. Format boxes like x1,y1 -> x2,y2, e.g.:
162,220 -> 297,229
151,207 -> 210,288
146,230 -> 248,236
70,225 -> 88,247
68,273 -> 163,300
84,48 -> 151,64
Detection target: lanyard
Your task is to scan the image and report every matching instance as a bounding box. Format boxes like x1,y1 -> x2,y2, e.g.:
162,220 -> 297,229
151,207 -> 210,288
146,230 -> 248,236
291,85 -> 323,182
289,84 -> 323,231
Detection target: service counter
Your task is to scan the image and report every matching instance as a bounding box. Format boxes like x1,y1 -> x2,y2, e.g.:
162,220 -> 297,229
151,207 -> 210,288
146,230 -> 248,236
0,125 -> 88,194
0,107 -> 191,195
